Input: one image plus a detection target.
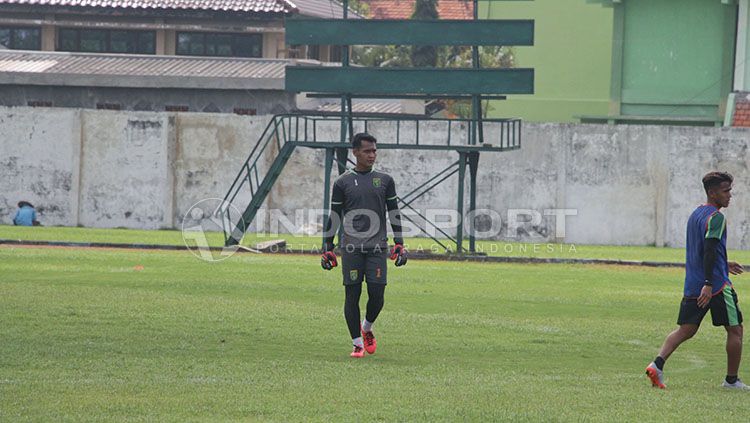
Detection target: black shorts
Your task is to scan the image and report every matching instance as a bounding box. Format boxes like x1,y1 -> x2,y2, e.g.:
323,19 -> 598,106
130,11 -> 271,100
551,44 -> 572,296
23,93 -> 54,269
677,286 -> 743,327
341,250 -> 388,285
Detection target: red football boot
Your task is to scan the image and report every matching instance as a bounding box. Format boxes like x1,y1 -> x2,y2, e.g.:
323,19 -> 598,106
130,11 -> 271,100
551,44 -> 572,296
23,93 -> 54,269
361,328 -> 377,355
350,344 -> 365,358
645,362 -> 666,389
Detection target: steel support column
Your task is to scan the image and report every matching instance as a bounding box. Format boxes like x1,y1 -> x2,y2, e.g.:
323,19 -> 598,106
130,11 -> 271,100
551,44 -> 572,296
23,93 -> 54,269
471,0 -> 482,145
456,152 -> 467,253
467,151 -> 479,253
322,148 -> 335,249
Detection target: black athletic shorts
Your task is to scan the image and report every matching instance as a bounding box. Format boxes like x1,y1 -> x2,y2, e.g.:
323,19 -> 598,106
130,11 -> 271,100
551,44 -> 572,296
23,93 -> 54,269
677,286 -> 743,327
341,249 -> 388,285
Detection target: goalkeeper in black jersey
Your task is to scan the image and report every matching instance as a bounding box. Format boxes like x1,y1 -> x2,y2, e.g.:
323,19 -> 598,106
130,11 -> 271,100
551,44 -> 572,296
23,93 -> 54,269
321,133 -> 407,358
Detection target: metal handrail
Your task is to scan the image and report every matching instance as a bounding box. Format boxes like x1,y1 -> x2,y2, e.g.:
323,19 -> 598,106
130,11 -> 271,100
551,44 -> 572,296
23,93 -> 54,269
221,116 -> 280,206
220,115 -> 291,243
268,113 -> 521,148
220,112 -> 522,245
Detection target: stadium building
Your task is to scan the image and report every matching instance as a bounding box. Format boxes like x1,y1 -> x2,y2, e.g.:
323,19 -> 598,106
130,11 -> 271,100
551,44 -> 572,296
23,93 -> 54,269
0,0 -> 354,113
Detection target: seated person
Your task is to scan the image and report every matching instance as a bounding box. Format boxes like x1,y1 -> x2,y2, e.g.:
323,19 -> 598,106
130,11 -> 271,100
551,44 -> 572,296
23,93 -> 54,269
13,201 -> 40,226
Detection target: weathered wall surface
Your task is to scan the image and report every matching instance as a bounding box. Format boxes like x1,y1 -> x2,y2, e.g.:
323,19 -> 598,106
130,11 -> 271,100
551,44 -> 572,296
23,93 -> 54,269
664,127 -> 750,249
2,106 -> 749,248
0,107 -> 80,226
244,120 -> 750,248
172,113 -> 269,231
78,111 -> 173,229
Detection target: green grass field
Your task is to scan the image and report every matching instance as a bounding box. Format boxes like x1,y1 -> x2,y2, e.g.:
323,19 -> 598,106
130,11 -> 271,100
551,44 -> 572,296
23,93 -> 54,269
5,224 -> 750,263
2,244 -> 750,421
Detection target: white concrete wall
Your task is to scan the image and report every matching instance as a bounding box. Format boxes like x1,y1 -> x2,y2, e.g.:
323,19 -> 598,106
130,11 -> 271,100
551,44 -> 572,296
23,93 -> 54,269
265,122 -> 750,248
0,107 -> 81,226
2,106 -> 749,248
173,113 -> 269,230
664,126 -> 750,249
78,111 -> 174,229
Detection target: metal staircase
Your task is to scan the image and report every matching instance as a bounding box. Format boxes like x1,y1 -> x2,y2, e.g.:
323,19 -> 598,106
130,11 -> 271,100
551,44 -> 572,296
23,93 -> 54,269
220,115 -> 296,246
220,112 -> 522,249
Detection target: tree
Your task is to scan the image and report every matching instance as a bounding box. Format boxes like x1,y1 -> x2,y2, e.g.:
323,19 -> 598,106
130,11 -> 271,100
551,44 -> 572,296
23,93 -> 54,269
410,0 -> 439,67
411,0 -> 439,21
352,45 -> 411,67
440,46 -> 516,118
348,0 -> 517,118
346,0 -> 370,17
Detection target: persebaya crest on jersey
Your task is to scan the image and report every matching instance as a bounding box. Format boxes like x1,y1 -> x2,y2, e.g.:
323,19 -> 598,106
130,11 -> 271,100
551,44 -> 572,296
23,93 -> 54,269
373,178 -> 381,187
350,270 -> 358,281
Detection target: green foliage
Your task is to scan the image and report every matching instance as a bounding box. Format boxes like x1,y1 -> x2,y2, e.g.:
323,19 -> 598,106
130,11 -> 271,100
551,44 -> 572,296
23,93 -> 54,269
352,45 -> 412,67
343,0 -> 521,118
347,0 -> 370,17
351,42 -> 517,117
3,246 -> 750,420
440,46 -> 516,118
438,46 -> 515,69
410,45 -> 438,68
411,0 -> 438,19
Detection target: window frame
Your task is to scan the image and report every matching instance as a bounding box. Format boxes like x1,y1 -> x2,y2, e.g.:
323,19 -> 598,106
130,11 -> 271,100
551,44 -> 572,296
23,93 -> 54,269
57,28 -> 156,54
0,26 -> 41,50
176,31 -> 263,58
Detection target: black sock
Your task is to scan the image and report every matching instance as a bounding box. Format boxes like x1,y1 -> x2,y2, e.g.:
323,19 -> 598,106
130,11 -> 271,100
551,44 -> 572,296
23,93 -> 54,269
654,356 -> 665,370
726,375 -> 738,384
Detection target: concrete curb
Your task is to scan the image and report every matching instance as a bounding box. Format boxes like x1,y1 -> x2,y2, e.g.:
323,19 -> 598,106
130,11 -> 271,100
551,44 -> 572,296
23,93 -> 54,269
0,238 -> 686,268
0,239 -> 189,251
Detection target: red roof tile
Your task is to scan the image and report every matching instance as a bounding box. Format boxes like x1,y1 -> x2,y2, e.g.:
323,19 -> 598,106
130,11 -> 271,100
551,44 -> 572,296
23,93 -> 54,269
361,0 -> 473,20
731,92 -> 750,127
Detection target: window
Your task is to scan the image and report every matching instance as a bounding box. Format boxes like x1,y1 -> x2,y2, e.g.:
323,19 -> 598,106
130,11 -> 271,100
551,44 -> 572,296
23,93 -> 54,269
58,28 -> 155,54
0,27 -> 41,50
165,105 -> 189,112
287,44 -> 303,59
110,31 -> 155,54
27,100 -> 52,107
233,108 -> 256,116
330,45 -> 343,63
79,29 -> 105,52
176,32 -> 262,58
307,45 -> 320,60
96,103 -> 121,110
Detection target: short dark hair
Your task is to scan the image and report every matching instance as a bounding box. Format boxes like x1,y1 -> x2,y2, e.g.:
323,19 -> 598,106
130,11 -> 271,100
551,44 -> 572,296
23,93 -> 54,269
702,171 -> 733,194
18,201 -> 33,208
351,132 -> 377,149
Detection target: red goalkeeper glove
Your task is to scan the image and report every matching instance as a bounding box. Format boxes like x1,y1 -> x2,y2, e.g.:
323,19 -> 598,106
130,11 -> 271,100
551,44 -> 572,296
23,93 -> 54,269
390,243 -> 407,267
321,251 -> 338,270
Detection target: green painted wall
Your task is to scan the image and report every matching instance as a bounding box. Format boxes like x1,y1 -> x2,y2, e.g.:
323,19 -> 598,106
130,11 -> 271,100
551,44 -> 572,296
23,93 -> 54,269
740,0 -> 750,90
617,0 -> 736,118
481,0 -> 613,122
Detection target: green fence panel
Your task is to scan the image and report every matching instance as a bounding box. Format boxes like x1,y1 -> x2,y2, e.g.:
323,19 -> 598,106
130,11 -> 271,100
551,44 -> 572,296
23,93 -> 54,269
285,67 -> 534,95
285,19 -> 534,46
